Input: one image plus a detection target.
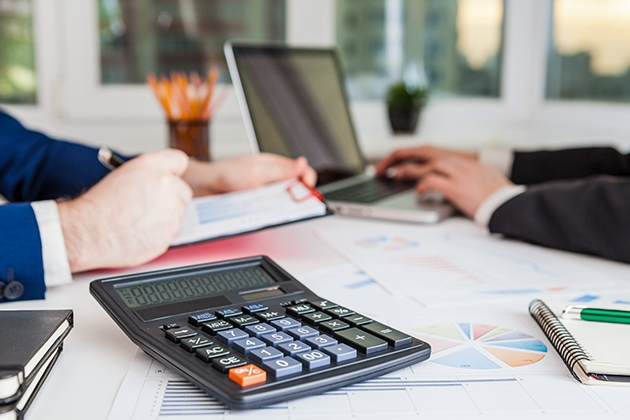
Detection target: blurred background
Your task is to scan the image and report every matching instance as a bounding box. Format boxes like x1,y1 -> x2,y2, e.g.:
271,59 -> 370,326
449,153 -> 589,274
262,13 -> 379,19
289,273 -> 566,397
2,0 -> 630,158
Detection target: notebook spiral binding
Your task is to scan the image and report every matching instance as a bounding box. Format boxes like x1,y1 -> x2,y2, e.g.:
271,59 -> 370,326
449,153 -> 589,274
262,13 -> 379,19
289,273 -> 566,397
529,299 -> 592,376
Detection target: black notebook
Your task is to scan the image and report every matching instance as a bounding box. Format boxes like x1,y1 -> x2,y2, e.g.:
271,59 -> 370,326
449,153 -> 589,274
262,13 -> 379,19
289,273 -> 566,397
0,310 -> 73,404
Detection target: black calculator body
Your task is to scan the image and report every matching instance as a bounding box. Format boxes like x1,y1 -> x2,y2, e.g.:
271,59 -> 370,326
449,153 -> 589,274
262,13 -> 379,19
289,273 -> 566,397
90,256 -> 431,409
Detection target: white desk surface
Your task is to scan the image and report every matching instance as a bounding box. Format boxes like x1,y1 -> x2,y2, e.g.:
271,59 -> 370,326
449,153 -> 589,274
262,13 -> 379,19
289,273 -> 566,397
5,215 -> 630,420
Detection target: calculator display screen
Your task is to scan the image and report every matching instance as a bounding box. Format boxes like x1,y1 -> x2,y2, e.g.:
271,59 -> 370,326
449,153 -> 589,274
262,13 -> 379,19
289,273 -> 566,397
115,266 -> 277,308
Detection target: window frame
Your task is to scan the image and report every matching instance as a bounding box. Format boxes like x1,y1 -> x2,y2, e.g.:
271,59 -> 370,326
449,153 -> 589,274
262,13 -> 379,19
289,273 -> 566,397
4,0 -> 630,154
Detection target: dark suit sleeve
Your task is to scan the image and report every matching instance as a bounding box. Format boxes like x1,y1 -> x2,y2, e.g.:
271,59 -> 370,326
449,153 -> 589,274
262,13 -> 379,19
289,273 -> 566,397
489,176 -> 630,264
0,204 -> 46,301
0,110 -> 111,202
511,147 -> 630,185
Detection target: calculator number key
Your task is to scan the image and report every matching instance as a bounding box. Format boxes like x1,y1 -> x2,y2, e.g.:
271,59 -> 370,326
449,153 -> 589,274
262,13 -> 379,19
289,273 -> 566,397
361,322 -> 412,347
334,328 -> 388,355
260,331 -> 293,347
249,346 -> 283,363
295,350 -> 331,370
263,357 -> 302,378
270,317 -> 301,331
217,328 -> 249,345
322,344 -> 357,363
319,319 -> 350,334
180,335 -> 213,352
212,354 -> 247,373
305,334 -> 337,349
165,327 -> 196,343
278,341 -> 311,357
229,364 -> 267,387
196,344 -> 230,363
232,337 -> 266,354
325,307 -> 355,318
287,325 -> 319,340
244,323 -> 276,337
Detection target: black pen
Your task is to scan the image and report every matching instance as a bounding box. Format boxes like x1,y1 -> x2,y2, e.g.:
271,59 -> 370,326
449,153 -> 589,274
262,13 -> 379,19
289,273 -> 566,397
97,146 -> 124,170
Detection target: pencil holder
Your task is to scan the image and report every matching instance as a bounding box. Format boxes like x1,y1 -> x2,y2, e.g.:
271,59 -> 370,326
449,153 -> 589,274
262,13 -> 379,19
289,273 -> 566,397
168,119 -> 210,161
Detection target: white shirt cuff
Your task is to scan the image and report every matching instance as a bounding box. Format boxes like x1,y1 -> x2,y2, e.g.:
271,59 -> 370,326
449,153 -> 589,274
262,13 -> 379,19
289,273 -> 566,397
478,148 -> 514,177
30,201 -> 72,287
474,185 -> 527,227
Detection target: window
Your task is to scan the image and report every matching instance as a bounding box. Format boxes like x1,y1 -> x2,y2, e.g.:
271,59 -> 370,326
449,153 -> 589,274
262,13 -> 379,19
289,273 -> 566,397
0,0 -> 36,104
98,0 -> 286,84
546,0 -> 630,103
335,0 -> 504,100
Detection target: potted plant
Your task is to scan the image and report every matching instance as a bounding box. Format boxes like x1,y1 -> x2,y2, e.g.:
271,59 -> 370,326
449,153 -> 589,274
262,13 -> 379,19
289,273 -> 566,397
385,82 -> 429,134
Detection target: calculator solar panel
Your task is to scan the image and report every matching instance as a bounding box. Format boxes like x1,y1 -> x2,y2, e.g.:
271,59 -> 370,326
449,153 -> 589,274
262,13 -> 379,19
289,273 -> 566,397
90,256 -> 431,409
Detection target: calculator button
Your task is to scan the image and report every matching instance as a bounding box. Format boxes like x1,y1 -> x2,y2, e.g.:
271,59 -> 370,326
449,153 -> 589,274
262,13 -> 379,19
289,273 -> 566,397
319,319 -> 350,334
287,325 -> 319,340
302,311 -> 332,325
195,344 -> 230,363
361,322 -> 412,347
244,323 -> 276,337
229,364 -> 267,387
310,300 -> 338,311
229,315 -> 259,328
322,344 -> 357,362
162,323 -> 179,330
263,357 -> 302,378
232,337 -> 266,354
217,328 -> 249,345
201,320 -> 233,335
242,303 -> 268,314
165,327 -> 197,343
285,304 -> 315,317
270,317 -> 301,331
180,335 -> 213,352
325,307 -> 355,318
304,334 -> 337,349
295,350 -> 331,370
212,354 -> 247,373
249,346 -> 283,363
255,309 -> 285,322
278,341 -> 311,357
216,308 -> 243,318
260,331 -> 294,347
188,312 -> 217,326
334,328 -> 388,354
291,298 -> 308,305
345,314 -> 372,326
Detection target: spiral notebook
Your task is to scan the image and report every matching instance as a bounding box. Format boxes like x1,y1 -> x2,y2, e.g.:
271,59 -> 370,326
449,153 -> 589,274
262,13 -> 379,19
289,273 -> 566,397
529,299 -> 630,385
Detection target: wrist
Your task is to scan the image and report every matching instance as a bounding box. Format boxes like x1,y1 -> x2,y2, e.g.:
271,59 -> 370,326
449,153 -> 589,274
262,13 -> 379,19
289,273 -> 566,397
57,199 -> 96,272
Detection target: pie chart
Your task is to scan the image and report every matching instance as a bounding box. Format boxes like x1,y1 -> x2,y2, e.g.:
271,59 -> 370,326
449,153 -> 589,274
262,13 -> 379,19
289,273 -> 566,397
414,322 -> 547,369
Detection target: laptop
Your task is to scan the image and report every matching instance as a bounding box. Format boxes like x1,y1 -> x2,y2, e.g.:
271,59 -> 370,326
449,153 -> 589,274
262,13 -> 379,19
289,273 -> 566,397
225,42 -> 453,223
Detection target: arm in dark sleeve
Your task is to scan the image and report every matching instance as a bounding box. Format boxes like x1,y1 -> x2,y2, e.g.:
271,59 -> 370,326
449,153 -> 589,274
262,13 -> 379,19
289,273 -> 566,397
0,204 -> 46,301
511,147 -> 630,185
0,110 -> 113,202
489,176 -> 630,264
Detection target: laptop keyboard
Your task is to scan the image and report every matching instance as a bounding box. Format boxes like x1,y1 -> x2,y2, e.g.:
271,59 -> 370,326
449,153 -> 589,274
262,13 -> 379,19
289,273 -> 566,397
323,178 -> 415,204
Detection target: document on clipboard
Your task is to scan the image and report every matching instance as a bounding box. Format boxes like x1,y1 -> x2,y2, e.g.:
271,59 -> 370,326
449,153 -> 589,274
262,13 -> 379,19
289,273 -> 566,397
171,178 -> 328,246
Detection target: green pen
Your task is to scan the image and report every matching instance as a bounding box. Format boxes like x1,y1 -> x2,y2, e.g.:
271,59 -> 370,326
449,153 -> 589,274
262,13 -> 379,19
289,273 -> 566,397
562,305 -> 630,325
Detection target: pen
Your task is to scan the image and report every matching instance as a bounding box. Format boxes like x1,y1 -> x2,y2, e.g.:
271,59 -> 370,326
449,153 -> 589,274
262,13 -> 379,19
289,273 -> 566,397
98,146 -> 124,170
562,305 -> 630,325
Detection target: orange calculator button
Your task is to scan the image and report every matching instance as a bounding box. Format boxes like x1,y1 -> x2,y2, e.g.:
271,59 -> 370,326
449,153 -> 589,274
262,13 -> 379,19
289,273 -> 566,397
229,364 -> 267,387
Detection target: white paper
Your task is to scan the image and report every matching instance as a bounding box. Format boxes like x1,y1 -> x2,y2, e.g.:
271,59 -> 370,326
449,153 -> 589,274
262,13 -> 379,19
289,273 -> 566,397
172,179 -> 326,246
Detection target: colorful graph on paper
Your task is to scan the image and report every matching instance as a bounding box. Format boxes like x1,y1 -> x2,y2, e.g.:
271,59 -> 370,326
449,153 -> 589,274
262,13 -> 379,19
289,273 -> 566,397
414,322 -> 547,369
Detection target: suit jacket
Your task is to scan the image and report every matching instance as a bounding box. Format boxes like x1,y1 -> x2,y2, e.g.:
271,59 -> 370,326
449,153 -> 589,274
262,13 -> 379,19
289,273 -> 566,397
0,110 -> 110,301
489,148 -> 630,263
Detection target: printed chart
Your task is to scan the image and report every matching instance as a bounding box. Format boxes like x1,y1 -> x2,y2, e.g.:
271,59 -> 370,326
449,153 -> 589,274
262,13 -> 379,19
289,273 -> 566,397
414,322 -> 547,369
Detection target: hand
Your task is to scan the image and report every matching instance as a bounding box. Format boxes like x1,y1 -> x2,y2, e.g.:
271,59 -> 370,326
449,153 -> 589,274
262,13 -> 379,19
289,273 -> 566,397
415,157 -> 513,217
375,145 -> 477,180
58,149 -> 193,272
182,153 -> 317,196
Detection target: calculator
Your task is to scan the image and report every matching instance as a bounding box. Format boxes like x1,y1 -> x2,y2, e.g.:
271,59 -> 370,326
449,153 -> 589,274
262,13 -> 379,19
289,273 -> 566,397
90,256 -> 431,409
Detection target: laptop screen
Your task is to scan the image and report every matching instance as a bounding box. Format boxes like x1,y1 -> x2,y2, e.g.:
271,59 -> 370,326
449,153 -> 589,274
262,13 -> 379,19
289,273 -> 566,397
228,45 -> 365,185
